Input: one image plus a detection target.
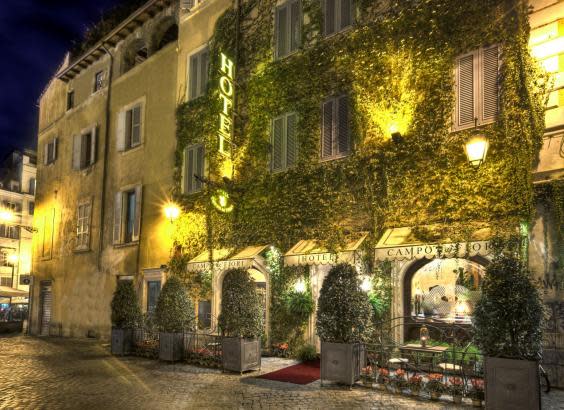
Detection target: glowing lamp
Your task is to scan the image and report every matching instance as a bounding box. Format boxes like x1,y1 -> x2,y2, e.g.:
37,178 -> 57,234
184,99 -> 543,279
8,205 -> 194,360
7,254 -> 18,265
360,276 -> 372,292
164,203 -> 181,222
464,135 -> 489,167
420,325 -> 430,347
211,189 -> 234,213
0,208 -> 15,223
294,279 -> 306,293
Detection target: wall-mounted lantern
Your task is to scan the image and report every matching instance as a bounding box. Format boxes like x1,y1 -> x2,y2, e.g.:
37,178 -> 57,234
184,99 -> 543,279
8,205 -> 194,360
163,202 -> 181,223
464,135 -> 489,167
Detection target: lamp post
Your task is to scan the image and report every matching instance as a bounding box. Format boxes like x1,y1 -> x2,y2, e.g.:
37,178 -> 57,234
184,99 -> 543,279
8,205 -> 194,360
163,202 -> 181,223
464,135 -> 489,167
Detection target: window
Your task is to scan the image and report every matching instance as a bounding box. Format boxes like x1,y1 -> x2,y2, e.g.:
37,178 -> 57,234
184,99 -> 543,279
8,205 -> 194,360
198,300 -> 212,329
271,113 -> 298,172
44,138 -> 57,165
76,202 -> 91,250
117,103 -> 143,151
188,47 -> 210,100
67,90 -> 75,111
321,95 -> 350,160
73,127 -> 97,170
323,0 -> 353,36
275,0 -> 301,59
28,178 -> 36,195
94,71 -> 105,93
453,44 -> 499,131
3,201 -> 21,213
0,277 -> 13,287
0,225 -> 20,240
183,144 -> 205,194
0,248 -> 15,267
113,186 -> 142,245
28,202 -> 34,215
147,280 -> 161,313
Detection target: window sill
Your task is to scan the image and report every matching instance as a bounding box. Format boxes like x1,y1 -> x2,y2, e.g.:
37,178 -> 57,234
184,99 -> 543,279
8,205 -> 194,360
113,241 -> 139,249
319,153 -> 351,163
323,25 -> 354,40
119,144 -> 144,156
73,248 -> 91,254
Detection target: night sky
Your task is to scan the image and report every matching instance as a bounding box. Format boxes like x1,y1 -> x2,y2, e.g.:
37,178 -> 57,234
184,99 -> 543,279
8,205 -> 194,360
0,0 -> 120,157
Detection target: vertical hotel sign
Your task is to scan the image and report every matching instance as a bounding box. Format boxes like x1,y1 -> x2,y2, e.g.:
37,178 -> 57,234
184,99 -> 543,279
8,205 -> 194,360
218,53 -> 234,161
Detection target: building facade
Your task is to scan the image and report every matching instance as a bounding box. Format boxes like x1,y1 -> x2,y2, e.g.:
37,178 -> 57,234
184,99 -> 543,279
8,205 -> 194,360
32,0 -> 563,386
0,149 -> 36,319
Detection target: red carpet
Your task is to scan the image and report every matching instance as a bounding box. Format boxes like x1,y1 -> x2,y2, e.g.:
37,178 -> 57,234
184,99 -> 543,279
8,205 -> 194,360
258,360 -> 320,385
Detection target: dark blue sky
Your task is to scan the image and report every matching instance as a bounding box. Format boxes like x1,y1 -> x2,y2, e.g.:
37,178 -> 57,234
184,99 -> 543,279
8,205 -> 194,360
0,0 -> 120,156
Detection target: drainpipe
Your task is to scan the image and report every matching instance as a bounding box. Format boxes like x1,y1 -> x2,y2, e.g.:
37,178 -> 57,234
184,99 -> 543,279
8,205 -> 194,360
98,44 -> 114,271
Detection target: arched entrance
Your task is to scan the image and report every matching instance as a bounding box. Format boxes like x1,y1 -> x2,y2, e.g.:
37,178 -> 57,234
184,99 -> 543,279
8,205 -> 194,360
401,256 -> 489,341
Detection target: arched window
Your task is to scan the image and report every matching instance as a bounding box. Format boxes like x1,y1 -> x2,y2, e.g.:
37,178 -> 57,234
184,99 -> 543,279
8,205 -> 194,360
123,39 -> 149,74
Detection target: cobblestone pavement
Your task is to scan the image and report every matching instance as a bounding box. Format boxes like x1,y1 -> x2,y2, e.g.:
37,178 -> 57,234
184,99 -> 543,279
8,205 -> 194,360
0,336 -> 562,410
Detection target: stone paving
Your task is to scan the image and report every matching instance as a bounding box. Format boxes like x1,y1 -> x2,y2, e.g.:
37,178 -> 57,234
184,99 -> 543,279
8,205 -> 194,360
0,335 -> 563,410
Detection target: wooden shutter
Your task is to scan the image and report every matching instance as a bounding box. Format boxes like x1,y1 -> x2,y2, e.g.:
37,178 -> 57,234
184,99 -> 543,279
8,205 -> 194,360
195,145 -> 204,191
276,5 -> 288,58
456,53 -> 475,129
131,105 -> 142,146
337,95 -> 349,154
189,53 -> 199,100
286,113 -> 297,167
186,147 -> 194,193
481,45 -> 499,123
116,110 -> 126,151
322,99 -> 334,158
113,192 -> 122,244
72,134 -> 81,170
272,117 -> 284,171
324,0 -> 336,36
290,1 -> 301,52
199,49 -> 209,97
53,138 -> 57,161
89,127 -> 97,165
339,0 -> 353,30
44,143 -> 49,165
132,185 -> 143,242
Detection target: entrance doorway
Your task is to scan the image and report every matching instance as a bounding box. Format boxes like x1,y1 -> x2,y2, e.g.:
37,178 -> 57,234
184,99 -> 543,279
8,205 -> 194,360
39,281 -> 52,336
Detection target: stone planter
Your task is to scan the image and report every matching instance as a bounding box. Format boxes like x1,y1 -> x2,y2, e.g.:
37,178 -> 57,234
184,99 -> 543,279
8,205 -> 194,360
111,327 -> 133,356
159,332 -> 185,362
222,337 -> 260,373
430,391 -> 442,401
485,357 -> 540,410
320,342 -> 363,387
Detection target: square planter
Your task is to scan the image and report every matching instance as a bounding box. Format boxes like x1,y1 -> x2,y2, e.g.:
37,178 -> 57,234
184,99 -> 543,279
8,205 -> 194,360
159,332 -> 185,362
222,337 -> 261,373
485,357 -> 540,410
320,341 -> 364,387
111,328 -> 133,356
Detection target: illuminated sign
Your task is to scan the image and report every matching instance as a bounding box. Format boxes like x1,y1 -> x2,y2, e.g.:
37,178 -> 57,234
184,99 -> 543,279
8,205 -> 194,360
211,189 -> 234,213
218,53 -> 234,158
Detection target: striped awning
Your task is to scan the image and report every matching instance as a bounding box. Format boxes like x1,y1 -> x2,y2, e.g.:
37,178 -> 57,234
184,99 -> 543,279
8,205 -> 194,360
374,226 -> 492,261
0,286 -> 29,298
284,233 -> 368,267
186,245 -> 268,272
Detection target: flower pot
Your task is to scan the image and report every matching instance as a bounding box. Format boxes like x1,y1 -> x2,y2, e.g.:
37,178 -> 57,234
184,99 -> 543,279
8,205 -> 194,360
430,391 -> 442,401
485,357 -> 540,410
222,336 -> 261,373
453,394 -> 463,404
411,389 -> 420,397
159,332 -> 185,362
393,386 -> 402,394
472,399 -> 483,408
111,327 -> 133,356
320,341 -> 364,386
362,378 -> 373,387
376,383 -> 386,391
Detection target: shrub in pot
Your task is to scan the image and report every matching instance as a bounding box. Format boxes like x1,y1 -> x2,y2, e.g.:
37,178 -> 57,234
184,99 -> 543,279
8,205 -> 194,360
155,275 -> 195,362
408,375 -> 423,396
473,253 -> 545,410
449,377 -> 464,404
426,373 -> 446,400
316,263 -> 374,386
218,268 -> 263,373
110,280 -> 141,355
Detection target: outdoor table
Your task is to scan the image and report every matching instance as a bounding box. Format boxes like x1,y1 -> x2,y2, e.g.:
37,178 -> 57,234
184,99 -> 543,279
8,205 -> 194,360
399,344 -> 449,373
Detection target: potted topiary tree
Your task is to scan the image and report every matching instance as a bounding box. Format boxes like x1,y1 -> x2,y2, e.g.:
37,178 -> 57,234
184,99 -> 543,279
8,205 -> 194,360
316,263 -> 374,386
473,253 -> 545,410
111,280 -> 141,355
218,268 -> 263,373
155,275 -> 195,362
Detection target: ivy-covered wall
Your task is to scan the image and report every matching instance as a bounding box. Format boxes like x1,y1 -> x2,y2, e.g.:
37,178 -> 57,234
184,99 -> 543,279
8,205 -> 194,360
172,0 -> 546,259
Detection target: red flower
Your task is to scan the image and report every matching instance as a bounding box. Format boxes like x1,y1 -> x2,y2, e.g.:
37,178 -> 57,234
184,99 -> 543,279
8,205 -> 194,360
428,373 -> 443,381
471,378 -> 484,390
379,368 -> 390,376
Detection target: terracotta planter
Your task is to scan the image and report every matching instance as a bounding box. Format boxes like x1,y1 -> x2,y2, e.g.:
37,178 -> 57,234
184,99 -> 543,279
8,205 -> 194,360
453,394 -> 463,404
485,357 -> 540,410
430,391 -> 442,401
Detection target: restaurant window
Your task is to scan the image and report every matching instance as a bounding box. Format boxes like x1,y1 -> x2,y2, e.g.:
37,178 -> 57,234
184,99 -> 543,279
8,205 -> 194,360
321,94 -> 350,160
271,112 -> 298,172
275,0 -> 301,59
323,0 -> 353,37
147,280 -> 161,313
410,258 -> 484,323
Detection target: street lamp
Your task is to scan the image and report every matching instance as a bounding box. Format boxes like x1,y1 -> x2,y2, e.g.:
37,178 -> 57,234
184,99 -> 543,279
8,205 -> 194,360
163,202 -> 181,223
0,208 -> 14,223
464,135 -> 489,167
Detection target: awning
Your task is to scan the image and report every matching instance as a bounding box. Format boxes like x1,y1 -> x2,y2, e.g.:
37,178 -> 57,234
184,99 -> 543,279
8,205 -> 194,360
186,245 -> 268,272
284,233 -> 368,267
0,286 -> 29,298
374,226 -> 492,261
